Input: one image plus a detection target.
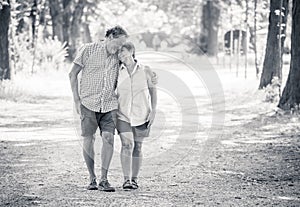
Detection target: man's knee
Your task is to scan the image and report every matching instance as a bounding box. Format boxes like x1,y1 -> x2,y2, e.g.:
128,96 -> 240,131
102,132 -> 114,146
83,135 -> 95,143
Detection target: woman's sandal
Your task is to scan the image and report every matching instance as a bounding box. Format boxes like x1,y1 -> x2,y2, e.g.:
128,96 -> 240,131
131,179 -> 139,190
122,180 -> 132,190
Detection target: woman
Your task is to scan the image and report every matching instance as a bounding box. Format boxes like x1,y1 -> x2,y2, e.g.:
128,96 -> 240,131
116,42 -> 157,190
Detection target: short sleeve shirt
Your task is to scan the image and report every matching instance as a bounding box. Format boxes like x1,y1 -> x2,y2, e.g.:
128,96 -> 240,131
116,62 -> 151,126
73,41 -> 119,113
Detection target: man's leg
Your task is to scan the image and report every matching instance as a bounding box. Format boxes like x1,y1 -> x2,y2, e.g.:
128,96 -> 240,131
96,110 -> 117,192
119,132 -> 134,181
100,131 -> 114,181
83,135 -> 96,182
79,104 -> 98,189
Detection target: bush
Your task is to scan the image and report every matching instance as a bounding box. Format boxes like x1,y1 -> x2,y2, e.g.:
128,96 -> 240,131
0,79 -> 32,102
264,77 -> 281,103
12,33 -> 68,74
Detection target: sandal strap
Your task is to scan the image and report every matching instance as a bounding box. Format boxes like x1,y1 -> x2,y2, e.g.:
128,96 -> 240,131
123,180 -> 131,188
131,180 -> 138,187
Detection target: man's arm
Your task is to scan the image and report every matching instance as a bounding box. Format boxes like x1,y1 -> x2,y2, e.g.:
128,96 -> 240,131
69,63 -> 82,114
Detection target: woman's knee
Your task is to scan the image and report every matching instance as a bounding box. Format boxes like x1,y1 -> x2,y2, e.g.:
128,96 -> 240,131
133,142 -> 143,155
122,141 -> 134,151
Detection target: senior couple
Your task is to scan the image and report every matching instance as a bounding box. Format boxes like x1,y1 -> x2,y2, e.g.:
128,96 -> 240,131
69,26 -> 157,192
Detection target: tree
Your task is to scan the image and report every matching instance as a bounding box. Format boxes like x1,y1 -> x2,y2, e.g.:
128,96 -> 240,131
201,0 -> 221,56
278,0 -> 300,110
49,0 -> 64,41
48,0 -> 89,60
259,0 -> 289,89
69,0 -> 85,60
253,0 -> 259,77
29,0 -> 37,46
0,0 -> 10,80
62,0 -> 72,44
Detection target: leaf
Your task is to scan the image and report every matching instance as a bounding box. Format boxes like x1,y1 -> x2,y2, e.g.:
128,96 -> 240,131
0,0 -> 9,9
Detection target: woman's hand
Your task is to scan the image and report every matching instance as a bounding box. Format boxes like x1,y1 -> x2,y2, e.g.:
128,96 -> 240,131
147,109 -> 156,128
151,72 -> 158,85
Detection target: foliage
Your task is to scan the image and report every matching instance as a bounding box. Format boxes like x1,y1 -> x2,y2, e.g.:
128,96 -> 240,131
34,37 -> 68,71
0,79 -> 26,102
12,33 -> 68,73
5,0 -> 278,76
264,76 -> 281,103
0,0 -> 9,10
9,0 -> 67,74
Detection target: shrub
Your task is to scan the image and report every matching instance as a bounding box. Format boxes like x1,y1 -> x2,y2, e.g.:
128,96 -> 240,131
264,76 -> 281,103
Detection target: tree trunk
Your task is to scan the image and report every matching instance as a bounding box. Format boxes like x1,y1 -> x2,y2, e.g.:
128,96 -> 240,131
244,0 -> 249,79
202,1 -> 220,56
82,22 -> 92,43
278,0 -> 300,110
259,0 -> 289,89
49,0 -> 63,41
0,0 -> 11,80
254,0 -> 259,78
40,0 -> 51,40
82,14 -> 92,43
29,0 -> 37,46
69,0 -> 85,60
16,0 -> 25,34
62,0 -> 72,44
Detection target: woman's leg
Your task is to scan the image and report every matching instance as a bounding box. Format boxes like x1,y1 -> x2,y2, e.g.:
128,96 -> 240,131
119,132 -> 134,181
132,138 -> 144,181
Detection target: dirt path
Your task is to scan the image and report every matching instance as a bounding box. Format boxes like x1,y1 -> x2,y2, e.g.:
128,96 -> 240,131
1,94 -> 299,206
1,60 -> 299,206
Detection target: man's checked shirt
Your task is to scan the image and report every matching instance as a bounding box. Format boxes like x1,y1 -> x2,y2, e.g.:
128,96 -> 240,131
73,41 -> 119,113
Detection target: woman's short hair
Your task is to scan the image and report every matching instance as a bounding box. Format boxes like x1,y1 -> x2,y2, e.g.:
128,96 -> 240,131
121,42 -> 135,59
105,26 -> 128,38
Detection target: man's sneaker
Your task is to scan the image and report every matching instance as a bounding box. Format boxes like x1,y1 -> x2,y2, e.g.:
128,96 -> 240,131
87,178 -> 98,190
131,179 -> 139,190
122,180 -> 133,190
98,180 -> 115,192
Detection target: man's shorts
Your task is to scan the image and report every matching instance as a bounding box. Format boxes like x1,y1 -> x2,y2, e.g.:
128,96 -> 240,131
80,104 -> 116,137
116,119 -> 150,138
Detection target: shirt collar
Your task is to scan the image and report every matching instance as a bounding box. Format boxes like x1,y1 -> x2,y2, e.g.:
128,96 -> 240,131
120,60 -> 140,71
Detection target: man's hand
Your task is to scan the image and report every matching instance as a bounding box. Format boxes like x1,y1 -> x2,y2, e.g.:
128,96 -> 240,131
75,99 -> 81,116
147,109 -> 156,128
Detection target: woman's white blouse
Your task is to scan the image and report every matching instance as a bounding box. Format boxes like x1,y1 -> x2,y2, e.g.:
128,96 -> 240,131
116,62 -> 151,126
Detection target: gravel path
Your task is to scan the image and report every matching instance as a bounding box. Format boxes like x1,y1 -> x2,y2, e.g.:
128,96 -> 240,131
0,59 -> 299,206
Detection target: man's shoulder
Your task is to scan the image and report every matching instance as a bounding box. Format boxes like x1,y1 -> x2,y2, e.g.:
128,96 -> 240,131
83,41 -> 105,50
140,64 -> 151,73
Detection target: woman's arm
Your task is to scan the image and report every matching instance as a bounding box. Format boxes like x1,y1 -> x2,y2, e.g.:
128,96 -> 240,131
145,66 -> 157,127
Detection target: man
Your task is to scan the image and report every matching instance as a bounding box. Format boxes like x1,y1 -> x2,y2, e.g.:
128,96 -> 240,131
69,26 -> 128,192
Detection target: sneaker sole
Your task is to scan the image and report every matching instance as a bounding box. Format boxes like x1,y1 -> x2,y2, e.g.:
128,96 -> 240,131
123,187 -> 133,191
99,188 -> 115,192
87,187 -> 98,190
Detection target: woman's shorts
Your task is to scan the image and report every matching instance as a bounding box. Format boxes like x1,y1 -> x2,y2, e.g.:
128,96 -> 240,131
116,119 -> 150,138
